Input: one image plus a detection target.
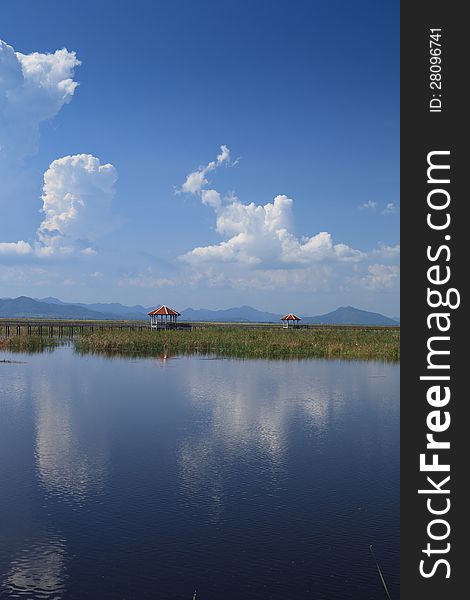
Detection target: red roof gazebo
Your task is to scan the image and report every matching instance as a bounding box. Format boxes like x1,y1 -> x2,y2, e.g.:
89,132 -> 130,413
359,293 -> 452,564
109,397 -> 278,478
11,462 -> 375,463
148,305 -> 181,329
281,313 -> 301,329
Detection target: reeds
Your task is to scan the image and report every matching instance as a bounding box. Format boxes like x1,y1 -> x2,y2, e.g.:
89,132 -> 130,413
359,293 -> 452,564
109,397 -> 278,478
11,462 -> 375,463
0,335 -> 58,353
74,326 -> 400,361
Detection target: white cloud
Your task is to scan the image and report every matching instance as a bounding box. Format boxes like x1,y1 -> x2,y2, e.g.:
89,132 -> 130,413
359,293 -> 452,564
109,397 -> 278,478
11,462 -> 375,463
0,39 -> 80,163
175,147 -> 400,297
0,40 -> 117,258
216,265 -> 335,292
359,200 -> 399,215
201,189 -> 222,208
362,264 -> 399,290
216,144 -> 230,164
359,200 -> 399,214
0,241 -> 32,255
180,144 -> 231,194
1,153 -> 118,258
372,243 -> 400,260
81,247 -> 97,256
0,40 -> 110,262
360,200 -> 377,210
179,149 -> 365,269
277,229 -> 365,264
36,154 -> 117,255
0,265 -> 53,285
382,202 -> 399,214
119,274 -> 176,288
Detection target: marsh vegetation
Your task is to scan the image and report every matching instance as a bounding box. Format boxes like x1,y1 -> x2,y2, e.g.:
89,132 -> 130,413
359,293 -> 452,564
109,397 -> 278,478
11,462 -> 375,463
0,334 -> 57,353
73,326 -> 400,361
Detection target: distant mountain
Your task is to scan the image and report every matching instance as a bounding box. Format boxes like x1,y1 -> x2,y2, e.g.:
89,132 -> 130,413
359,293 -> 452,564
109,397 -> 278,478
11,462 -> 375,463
303,306 -> 399,326
4,297 -> 398,326
181,305 -> 280,323
79,302 -> 149,317
67,302 -> 148,320
182,305 -> 398,325
38,297 -> 149,320
0,297 -> 119,320
37,296 -> 67,305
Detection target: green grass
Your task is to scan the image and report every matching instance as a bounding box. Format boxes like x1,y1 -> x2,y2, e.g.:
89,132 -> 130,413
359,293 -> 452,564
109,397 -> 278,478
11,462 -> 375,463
0,335 -> 58,353
73,326 -> 400,361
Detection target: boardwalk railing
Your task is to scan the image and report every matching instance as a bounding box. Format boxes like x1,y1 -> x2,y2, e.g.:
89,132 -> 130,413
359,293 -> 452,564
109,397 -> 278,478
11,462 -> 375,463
0,319 -> 399,337
0,320 -> 149,337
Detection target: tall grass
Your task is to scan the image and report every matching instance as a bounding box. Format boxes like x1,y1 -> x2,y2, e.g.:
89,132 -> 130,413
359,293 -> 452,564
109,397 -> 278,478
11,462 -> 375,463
74,326 -> 400,361
0,335 -> 58,353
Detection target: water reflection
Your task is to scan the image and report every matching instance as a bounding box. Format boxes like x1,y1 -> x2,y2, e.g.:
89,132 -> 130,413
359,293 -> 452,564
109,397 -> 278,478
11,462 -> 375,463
2,534 -> 67,599
0,349 -> 399,599
177,361 -> 333,522
34,377 -> 108,505
185,360 -> 329,450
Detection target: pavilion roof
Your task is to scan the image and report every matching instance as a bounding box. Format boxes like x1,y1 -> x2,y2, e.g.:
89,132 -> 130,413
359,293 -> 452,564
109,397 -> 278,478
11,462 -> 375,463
280,313 -> 301,321
148,305 -> 181,316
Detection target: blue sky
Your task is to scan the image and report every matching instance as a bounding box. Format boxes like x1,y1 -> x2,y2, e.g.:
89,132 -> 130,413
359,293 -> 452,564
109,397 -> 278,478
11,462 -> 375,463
0,0 -> 399,315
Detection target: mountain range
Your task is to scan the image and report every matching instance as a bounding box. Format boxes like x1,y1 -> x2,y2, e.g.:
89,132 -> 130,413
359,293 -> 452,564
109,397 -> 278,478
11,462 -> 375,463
0,296 -> 399,325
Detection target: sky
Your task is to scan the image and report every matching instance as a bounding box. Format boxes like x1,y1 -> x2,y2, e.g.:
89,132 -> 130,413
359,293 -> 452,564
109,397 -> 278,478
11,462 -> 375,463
0,0 -> 399,316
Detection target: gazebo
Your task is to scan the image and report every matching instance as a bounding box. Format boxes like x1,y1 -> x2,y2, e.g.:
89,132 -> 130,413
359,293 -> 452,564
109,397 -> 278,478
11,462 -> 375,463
148,305 -> 181,330
281,313 -> 301,329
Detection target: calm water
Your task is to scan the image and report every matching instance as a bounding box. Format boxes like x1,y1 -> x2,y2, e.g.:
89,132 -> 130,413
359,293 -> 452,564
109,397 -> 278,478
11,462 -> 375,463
0,347 -> 399,599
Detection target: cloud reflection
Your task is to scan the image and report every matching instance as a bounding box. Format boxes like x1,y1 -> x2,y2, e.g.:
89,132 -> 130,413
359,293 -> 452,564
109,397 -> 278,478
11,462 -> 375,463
177,360 -> 332,519
2,534 -> 67,599
34,378 -> 108,504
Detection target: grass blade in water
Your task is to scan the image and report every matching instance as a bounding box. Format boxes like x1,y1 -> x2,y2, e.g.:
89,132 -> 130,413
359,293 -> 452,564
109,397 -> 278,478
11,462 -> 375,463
370,545 -> 392,600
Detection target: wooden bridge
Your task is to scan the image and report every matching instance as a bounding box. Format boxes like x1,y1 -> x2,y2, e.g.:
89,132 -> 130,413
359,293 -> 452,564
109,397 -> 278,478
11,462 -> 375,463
0,320 -> 151,337
0,319 -> 200,337
0,318 -> 398,337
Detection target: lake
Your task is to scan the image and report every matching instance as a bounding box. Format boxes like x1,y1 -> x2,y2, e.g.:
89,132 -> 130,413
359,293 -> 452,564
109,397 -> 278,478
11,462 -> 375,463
0,347 -> 399,599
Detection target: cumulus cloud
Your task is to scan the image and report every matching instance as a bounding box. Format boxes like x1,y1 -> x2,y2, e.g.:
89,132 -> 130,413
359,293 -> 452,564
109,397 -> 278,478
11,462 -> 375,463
0,40 -> 117,260
0,241 -> 32,255
0,40 -> 108,262
36,154 -> 118,255
372,243 -> 400,260
173,146 -> 400,297
0,39 -> 80,163
201,189 -> 222,209
180,148 -> 364,269
362,264 -> 399,290
180,144 -> 231,194
0,153 -> 117,259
